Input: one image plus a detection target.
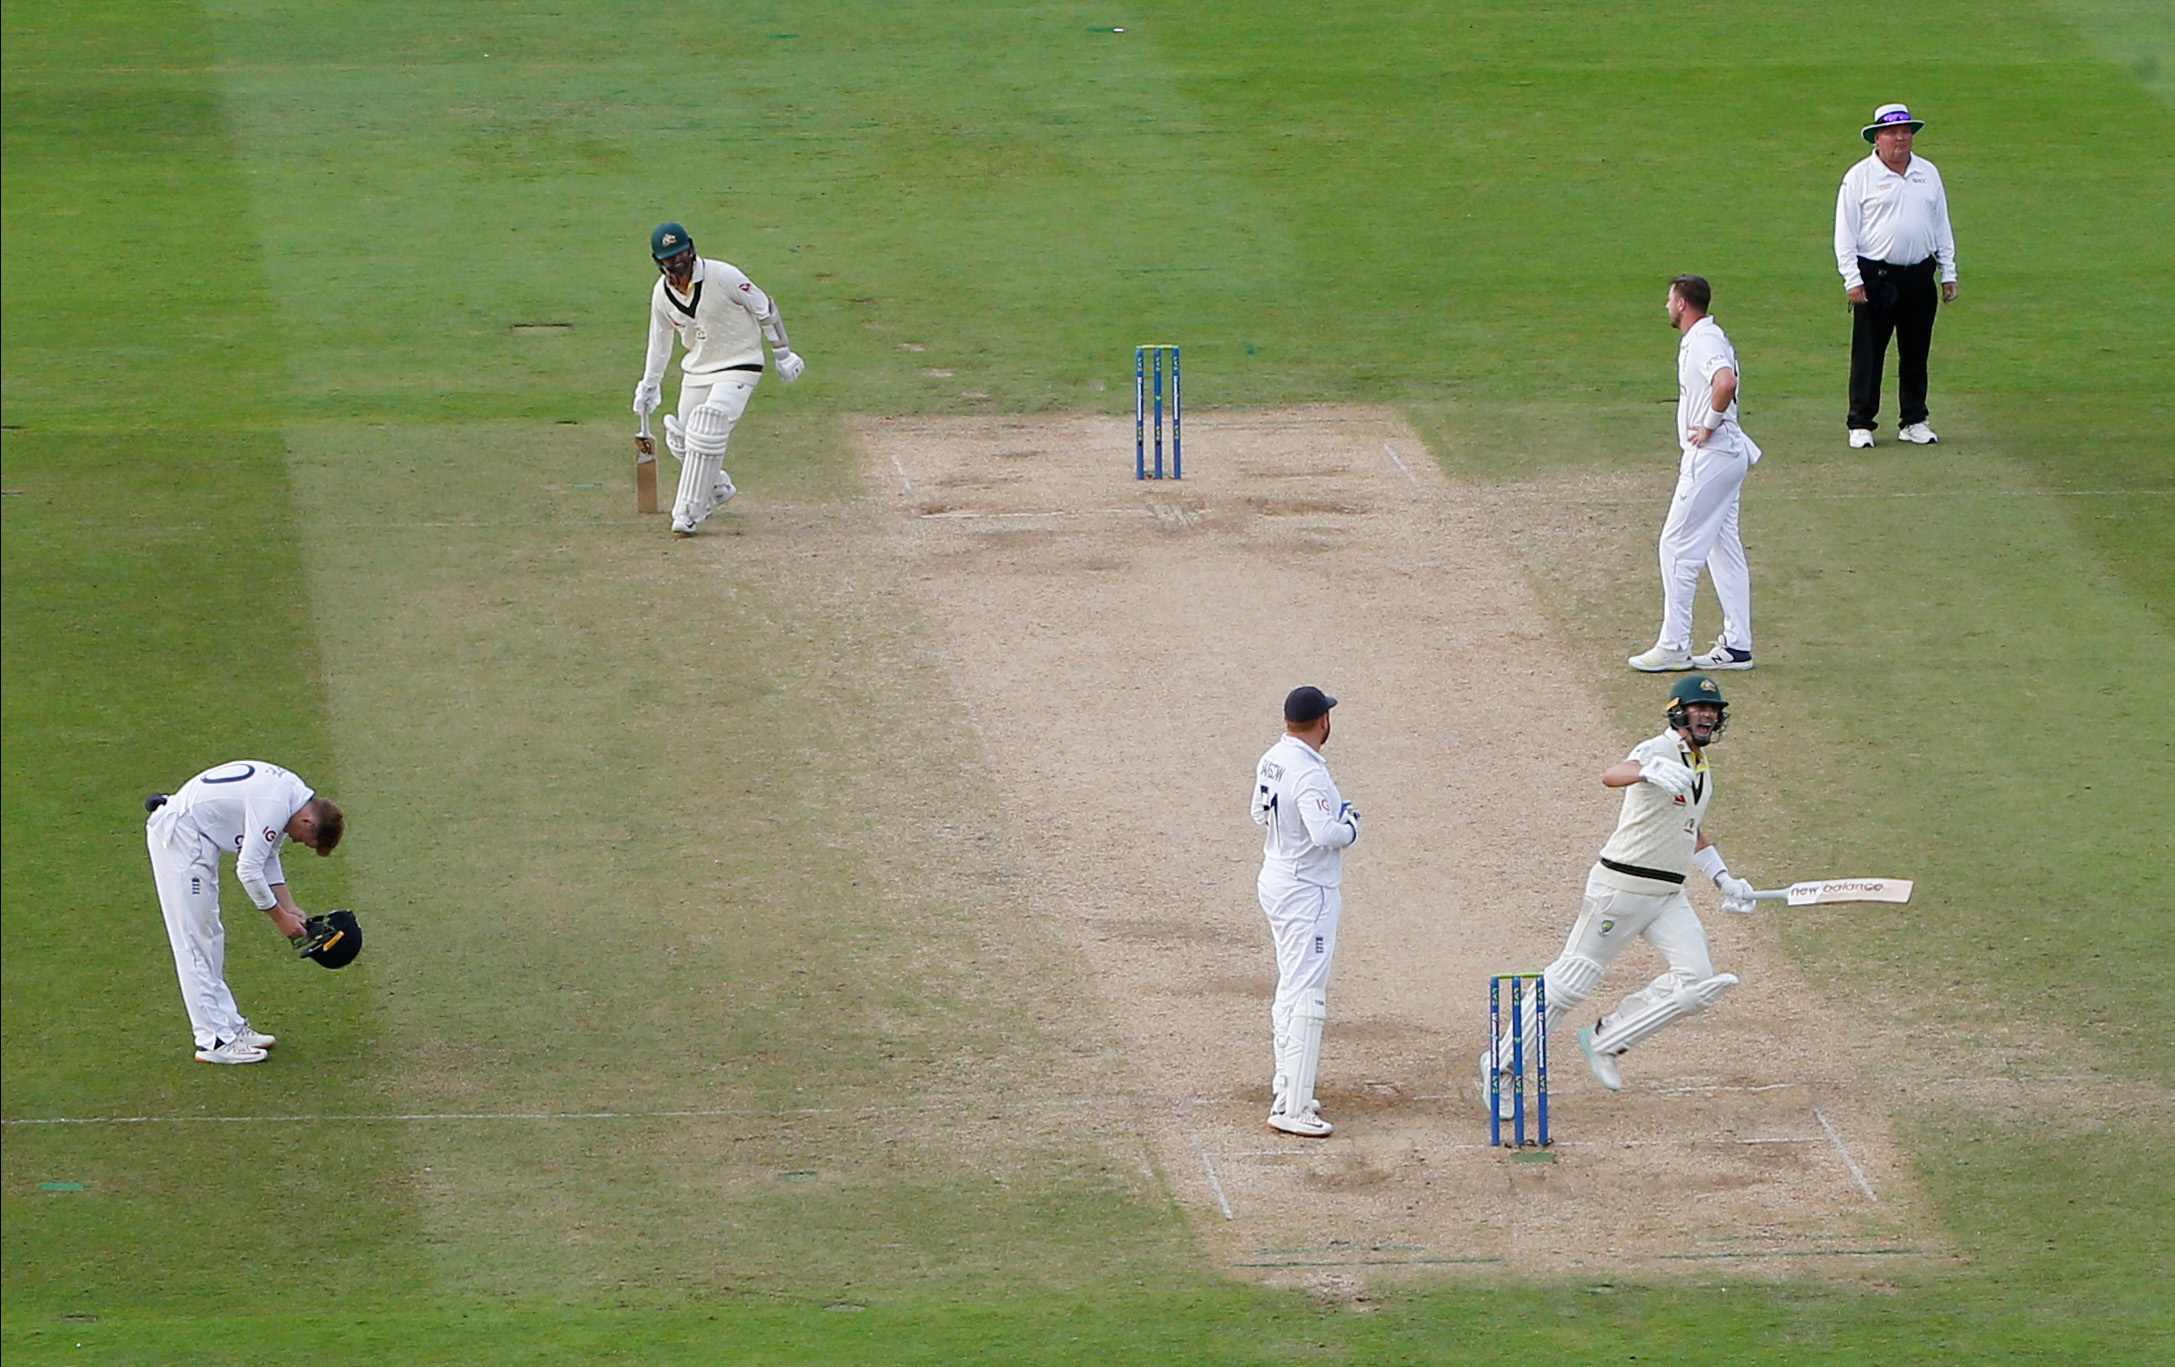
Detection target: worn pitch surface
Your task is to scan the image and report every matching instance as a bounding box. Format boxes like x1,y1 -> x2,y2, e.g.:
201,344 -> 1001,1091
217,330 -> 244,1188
859,408 -> 1935,1282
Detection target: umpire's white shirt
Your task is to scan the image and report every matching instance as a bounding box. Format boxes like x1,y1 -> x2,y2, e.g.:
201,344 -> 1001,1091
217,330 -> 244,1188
1252,735 -> 1357,888
155,760 -> 314,908
643,256 -> 772,383
1677,317 -> 1760,462
1833,152 -> 1958,289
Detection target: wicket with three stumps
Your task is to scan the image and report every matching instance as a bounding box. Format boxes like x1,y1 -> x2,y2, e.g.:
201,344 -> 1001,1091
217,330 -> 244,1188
1135,344 -> 1181,479
1489,973 -> 1551,1149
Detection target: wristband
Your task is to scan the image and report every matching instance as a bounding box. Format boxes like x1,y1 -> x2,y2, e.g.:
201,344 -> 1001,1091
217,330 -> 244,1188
1691,845 -> 1727,883
1701,409 -> 1728,431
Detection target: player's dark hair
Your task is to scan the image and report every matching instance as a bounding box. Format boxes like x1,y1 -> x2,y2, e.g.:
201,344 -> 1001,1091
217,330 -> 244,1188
310,798 -> 345,854
1670,274 -> 1712,312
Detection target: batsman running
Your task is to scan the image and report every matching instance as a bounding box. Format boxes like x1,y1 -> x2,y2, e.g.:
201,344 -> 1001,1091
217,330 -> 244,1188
631,222 -> 804,537
1481,674 -> 1758,1110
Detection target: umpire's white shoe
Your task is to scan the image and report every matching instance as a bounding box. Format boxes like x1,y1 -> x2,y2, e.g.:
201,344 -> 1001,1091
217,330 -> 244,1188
1627,646 -> 1694,672
1578,1026 -> 1622,1092
1267,1102 -> 1333,1139
234,1027 -> 277,1050
1848,429 -> 1875,449
195,1038 -> 269,1065
1691,637 -> 1754,671
1898,422 -> 1939,444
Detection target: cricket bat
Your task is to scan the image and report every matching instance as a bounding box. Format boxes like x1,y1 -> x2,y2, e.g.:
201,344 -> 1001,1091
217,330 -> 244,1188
1748,878 -> 1914,907
635,413 -> 659,514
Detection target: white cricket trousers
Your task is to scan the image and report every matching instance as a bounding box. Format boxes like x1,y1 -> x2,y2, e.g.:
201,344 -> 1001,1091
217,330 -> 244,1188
1258,874 -> 1342,1077
673,373 -> 757,527
146,813 -> 249,1050
1654,445 -> 1753,654
1499,870 -> 1718,1066
1563,871 -> 1716,1028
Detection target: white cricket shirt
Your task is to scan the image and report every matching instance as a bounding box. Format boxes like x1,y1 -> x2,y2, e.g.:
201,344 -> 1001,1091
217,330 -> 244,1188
643,256 -> 772,382
1251,734 -> 1358,888
1833,152 -> 1957,289
1677,317 -> 1758,460
159,761 -> 316,909
1593,730 -> 1712,895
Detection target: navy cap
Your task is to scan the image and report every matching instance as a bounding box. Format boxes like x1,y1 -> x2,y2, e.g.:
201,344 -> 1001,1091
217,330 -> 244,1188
1283,686 -> 1338,724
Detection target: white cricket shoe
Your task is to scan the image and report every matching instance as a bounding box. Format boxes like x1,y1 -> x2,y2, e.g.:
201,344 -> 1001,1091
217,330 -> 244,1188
712,473 -> 737,504
1848,429 -> 1875,449
670,517 -> 698,538
1627,646 -> 1694,672
195,1038 -> 269,1065
234,1026 -> 277,1050
1691,637 -> 1754,671
1267,1103 -> 1333,1138
1898,422 -> 1939,444
1578,1025 -> 1622,1092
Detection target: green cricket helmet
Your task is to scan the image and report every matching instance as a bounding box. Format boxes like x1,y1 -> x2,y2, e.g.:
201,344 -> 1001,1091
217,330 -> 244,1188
650,222 -> 695,264
1666,673 -> 1730,741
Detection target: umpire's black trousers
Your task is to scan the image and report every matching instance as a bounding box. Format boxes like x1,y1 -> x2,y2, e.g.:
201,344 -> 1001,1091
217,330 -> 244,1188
1848,256 -> 1939,432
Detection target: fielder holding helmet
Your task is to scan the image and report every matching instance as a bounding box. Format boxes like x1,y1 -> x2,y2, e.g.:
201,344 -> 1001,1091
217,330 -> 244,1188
143,761 -> 350,1064
631,222 -> 804,537
1481,674 -> 1758,1109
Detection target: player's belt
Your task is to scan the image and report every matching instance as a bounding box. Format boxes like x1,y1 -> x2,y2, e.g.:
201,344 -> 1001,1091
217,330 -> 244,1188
723,362 -> 763,372
1601,857 -> 1685,885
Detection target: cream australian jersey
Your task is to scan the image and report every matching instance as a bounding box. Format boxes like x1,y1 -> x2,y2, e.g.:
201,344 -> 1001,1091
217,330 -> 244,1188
1251,734 -> 1358,888
155,761 -> 315,909
643,256 -> 772,380
1594,729 -> 1712,894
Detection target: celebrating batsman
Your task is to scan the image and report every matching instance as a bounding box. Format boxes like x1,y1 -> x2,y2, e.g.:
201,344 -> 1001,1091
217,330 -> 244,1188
631,222 -> 804,537
1481,674 -> 1758,1109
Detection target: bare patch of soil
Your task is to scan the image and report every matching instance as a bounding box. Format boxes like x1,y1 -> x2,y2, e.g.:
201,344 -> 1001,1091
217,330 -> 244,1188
855,407 -> 1945,1286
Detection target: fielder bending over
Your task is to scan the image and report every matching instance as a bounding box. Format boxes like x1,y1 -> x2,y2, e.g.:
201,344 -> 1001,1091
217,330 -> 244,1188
631,222 -> 804,537
1482,674 -> 1757,1110
1252,687 -> 1361,1138
144,761 -> 344,1064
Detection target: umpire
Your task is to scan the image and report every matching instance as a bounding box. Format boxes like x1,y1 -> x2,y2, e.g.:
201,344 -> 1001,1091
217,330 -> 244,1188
1833,103 -> 1958,448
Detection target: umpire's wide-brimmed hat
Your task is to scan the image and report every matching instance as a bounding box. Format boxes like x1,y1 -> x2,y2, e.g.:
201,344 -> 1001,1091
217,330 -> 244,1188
1861,103 -> 1925,142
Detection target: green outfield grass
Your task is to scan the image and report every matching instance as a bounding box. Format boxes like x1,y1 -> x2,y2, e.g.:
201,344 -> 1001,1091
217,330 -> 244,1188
5,0 -> 2170,1361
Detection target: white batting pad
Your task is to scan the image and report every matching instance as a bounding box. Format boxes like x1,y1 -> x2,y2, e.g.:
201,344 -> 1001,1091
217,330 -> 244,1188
1281,989 -> 1327,1117
1591,972 -> 1737,1055
674,453 -> 723,525
686,403 -> 733,457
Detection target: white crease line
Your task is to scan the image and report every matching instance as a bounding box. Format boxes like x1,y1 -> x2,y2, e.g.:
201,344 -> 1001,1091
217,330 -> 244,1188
920,509 -> 1069,520
1382,441 -> 1424,491
1193,1131 -> 1236,1220
889,451 -> 914,493
1482,488 -> 2168,506
1815,1108 -> 1879,1202
1405,1136 -> 1828,1153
